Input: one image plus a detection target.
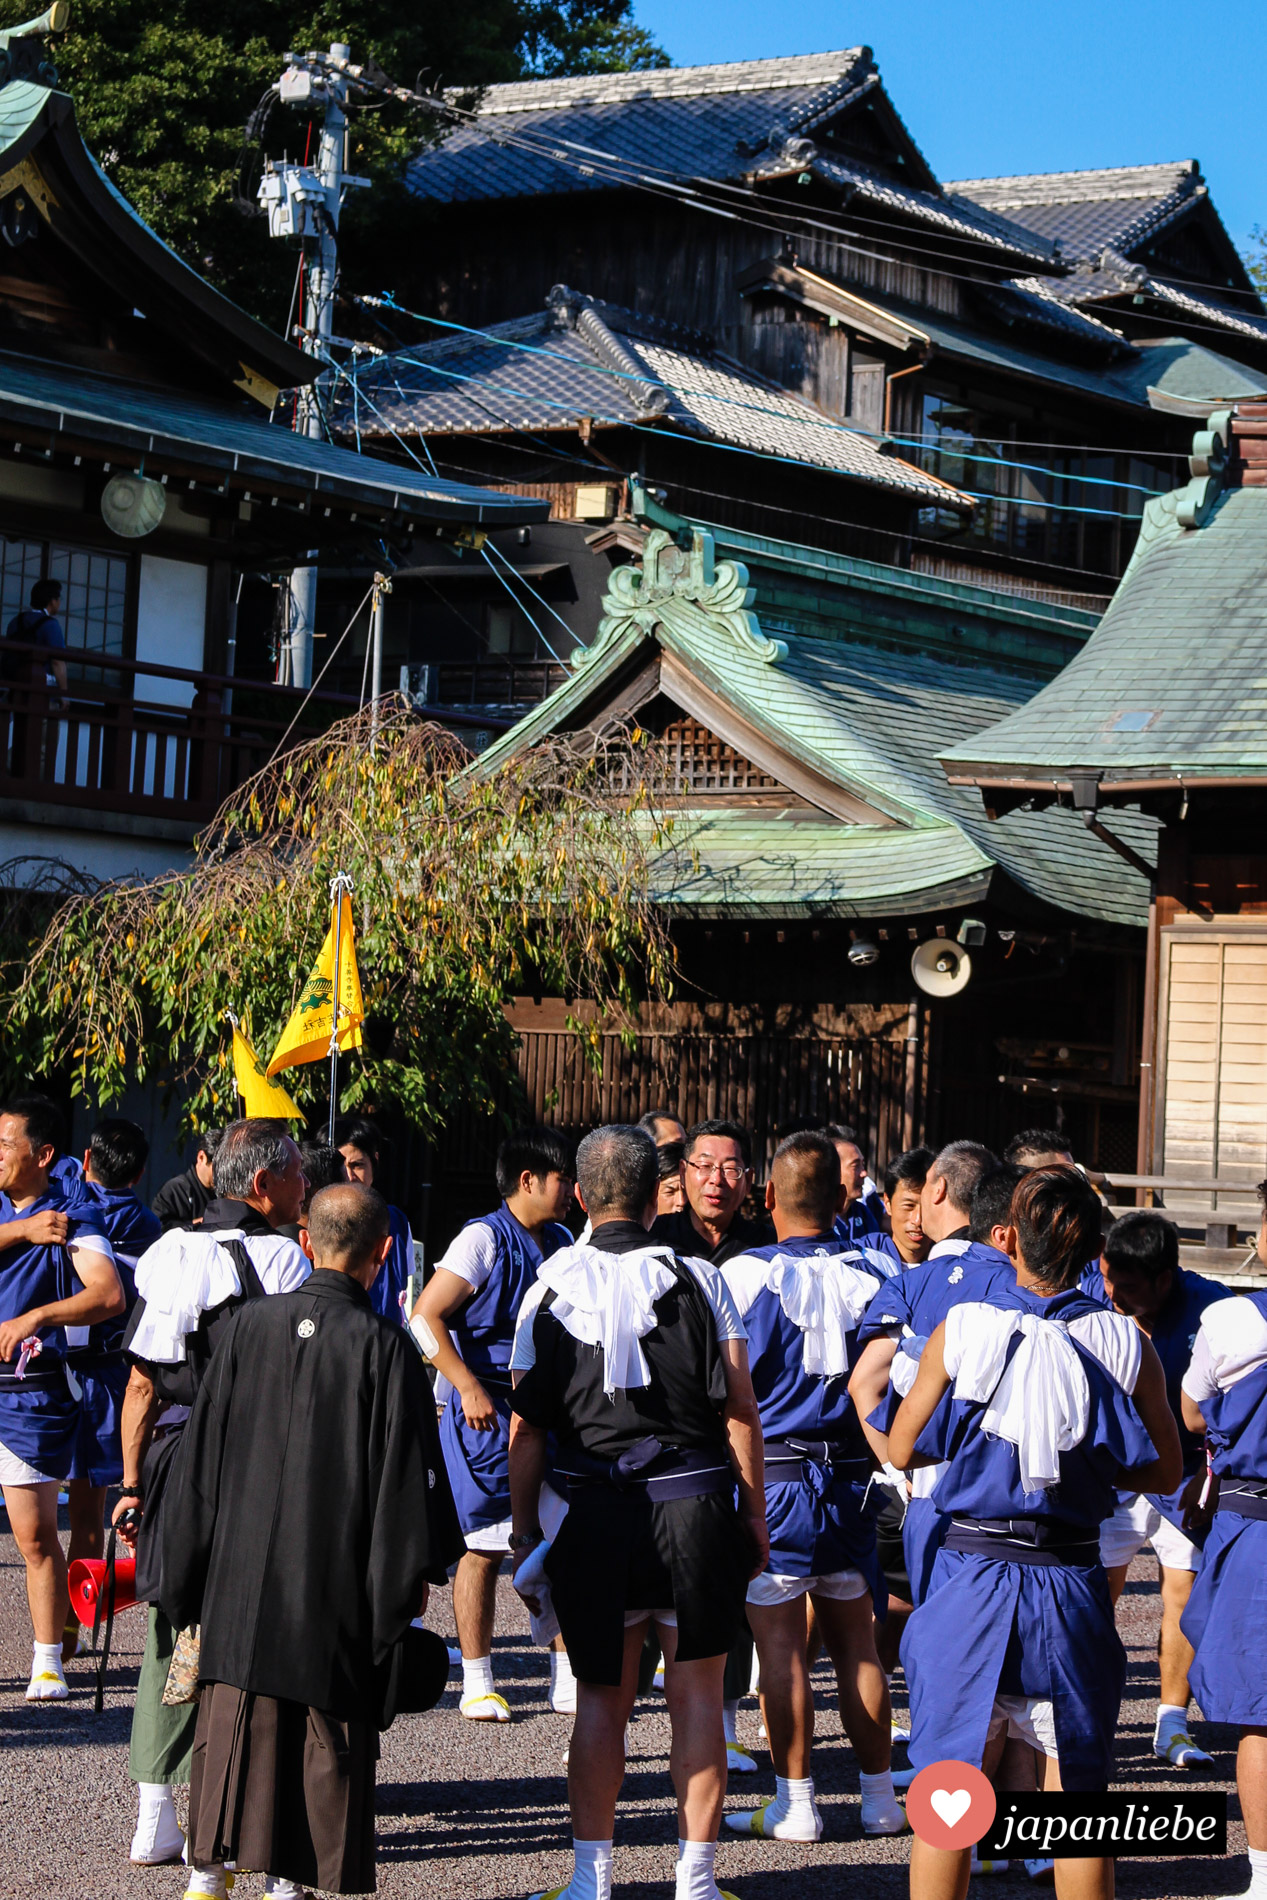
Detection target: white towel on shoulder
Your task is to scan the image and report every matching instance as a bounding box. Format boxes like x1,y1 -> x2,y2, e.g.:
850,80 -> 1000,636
538,1242 -> 679,1399
768,1253 -> 880,1377
942,1302 -> 1090,1496
130,1229 -> 247,1364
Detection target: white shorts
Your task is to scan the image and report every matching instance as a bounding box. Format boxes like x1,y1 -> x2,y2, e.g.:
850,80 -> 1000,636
987,1694 -> 1058,1760
624,1607 -> 677,1629
463,1482 -> 568,1555
746,1566 -> 870,1607
1099,1493 -> 1197,1572
0,1437 -> 54,1487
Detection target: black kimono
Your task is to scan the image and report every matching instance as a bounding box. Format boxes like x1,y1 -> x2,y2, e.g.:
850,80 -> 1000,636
161,1269 -> 462,1893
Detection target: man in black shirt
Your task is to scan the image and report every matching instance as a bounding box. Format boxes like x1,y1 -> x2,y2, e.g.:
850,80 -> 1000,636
510,1124 -> 766,1900
150,1131 -> 220,1232
651,1119 -> 774,1267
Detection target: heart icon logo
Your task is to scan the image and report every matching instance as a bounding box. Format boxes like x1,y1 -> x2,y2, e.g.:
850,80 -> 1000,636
907,1761 -> 996,1849
930,1787 -> 972,1829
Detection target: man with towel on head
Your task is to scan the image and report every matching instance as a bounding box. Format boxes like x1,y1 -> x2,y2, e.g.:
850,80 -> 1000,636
162,1182 -> 463,1900
508,1123 -> 767,1900
720,1130 -> 905,1843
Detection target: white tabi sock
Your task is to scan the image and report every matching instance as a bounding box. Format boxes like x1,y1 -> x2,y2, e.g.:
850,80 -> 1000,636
1247,1847 -> 1267,1898
550,1646 -> 577,1711
773,1775 -> 816,1822
860,1767 -> 904,1832
1154,1701 -> 1188,1742
263,1880 -> 304,1898
563,1837 -> 613,1900
675,1839 -> 720,1900
137,1781 -> 172,1812
185,1868 -> 227,1899
32,1640 -> 63,1677
462,1654 -> 495,1702
722,1698 -> 740,1745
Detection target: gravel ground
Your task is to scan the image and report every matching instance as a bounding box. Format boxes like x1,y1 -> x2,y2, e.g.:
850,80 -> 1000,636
0,1508 -> 1247,1900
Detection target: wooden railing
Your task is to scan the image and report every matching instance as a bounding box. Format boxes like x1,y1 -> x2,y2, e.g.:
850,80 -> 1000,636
0,641 -> 359,827
426,660 -> 569,707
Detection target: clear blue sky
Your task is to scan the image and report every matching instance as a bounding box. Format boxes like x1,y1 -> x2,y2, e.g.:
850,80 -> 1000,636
633,0 -> 1266,255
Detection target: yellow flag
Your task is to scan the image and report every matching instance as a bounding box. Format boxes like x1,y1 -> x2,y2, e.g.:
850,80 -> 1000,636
232,1024 -> 303,1119
266,892 -> 365,1075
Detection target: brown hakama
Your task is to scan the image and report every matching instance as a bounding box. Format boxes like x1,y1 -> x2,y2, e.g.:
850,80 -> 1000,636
188,1681 -> 380,1894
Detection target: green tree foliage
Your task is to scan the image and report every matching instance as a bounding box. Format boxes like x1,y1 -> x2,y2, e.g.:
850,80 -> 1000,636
1246,226 -> 1267,295
5,705 -> 677,1134
0,0 -> 667,319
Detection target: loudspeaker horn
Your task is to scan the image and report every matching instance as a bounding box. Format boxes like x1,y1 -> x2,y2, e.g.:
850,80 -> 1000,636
911,938 -> 973,998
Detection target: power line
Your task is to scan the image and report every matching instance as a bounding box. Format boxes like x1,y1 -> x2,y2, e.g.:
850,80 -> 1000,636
360,299 -> 1174,498
403,95 -> 1267,347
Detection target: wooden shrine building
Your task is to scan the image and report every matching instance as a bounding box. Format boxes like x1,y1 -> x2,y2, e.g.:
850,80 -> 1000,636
943,404 -> 1267,1242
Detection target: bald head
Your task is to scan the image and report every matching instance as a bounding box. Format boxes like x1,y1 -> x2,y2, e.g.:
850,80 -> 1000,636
303,1181 -> 392,1289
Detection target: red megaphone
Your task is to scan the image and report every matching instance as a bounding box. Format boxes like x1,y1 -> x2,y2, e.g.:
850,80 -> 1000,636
68,1556 -> 138,1626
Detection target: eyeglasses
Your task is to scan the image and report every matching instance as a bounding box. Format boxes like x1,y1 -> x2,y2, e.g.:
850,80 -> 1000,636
686,1158 -> 748,1185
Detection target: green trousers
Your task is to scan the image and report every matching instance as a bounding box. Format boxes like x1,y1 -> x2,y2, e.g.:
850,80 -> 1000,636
128,1606 -> 197,1786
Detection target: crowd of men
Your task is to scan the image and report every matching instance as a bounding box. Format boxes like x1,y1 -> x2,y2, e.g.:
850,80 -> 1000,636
2,1094 -> 1266,1900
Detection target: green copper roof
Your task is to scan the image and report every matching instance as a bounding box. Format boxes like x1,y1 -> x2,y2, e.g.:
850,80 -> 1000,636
941,473 -> 1267,784
481,519 -> 1154,925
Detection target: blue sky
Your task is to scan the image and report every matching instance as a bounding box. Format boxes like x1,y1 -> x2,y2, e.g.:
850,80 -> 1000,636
633,1 -> 1266,255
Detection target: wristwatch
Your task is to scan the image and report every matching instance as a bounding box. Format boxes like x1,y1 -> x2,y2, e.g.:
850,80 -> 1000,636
508,1529 -> 542,1551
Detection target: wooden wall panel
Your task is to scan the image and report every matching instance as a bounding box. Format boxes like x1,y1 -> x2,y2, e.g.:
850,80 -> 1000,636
1158,931 -> 1267,1214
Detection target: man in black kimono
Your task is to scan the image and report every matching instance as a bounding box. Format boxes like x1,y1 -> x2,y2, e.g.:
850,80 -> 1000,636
162,1183 -> 462,1898
509,1124 -> 767,1900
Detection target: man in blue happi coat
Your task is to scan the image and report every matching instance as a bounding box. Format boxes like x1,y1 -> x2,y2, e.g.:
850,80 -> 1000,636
413,1124 -> 575,1720
722,1131 -> 905,1842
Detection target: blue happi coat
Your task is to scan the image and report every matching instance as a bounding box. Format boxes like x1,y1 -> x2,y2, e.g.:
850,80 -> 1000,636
1181,1288 -> 1267,1723
724,1235 -> 883,1599
64,1183 -> 161,1485
860,1241 -> 1018,1603
900,1284 -> 1155,1790
0,1184 -> 114,1477
438,1203 -> 570,1536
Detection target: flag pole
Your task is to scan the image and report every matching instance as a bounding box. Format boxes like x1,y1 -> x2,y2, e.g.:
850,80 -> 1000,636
327,872 -> 353,1145
224,1008 -> 245,1118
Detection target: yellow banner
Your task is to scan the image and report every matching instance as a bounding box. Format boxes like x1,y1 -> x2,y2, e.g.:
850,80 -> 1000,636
266,892 -> 365,1075
232,1024 -> 303,1119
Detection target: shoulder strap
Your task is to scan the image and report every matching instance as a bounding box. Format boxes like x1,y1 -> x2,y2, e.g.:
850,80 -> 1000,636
219,1235 -> 266,1302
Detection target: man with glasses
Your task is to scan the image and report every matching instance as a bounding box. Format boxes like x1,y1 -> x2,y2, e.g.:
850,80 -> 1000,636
652,1120 -> 774,1269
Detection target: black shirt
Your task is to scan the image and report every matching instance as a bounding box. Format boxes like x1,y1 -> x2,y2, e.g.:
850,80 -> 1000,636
651,1206 -> 775,1267
151,1165 -> 212,1232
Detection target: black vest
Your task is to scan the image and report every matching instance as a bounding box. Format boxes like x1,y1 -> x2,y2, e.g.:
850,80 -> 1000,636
531,1255 -> 730,1464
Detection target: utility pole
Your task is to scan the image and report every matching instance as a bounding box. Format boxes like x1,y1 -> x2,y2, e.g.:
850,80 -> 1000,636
258,44 -> 368,688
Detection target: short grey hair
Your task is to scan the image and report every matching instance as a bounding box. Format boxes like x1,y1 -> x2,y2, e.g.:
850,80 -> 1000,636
931,1140 -> 997,1219
214,1119 -> 295,1201
576,1124 -> 658,1220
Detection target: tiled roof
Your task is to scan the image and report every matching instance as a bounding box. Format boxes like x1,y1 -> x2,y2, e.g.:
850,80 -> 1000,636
0,350 -> 548,525
771,154 -> 1054,262
479,532 -> 1153,926
941,480 -> 1267,783
410,51 -> 874,204
948,162 -> 1201,263
406,50 -> 1052,266
978,277 -> 1128,353
337,293 -> 967,505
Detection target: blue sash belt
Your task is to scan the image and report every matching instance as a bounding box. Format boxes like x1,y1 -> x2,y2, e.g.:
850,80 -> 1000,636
945,1515 -> 1101,1568
556,1434 -> 732,1502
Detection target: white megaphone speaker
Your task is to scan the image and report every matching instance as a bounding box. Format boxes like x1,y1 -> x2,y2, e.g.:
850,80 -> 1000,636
911,937 -> 973,998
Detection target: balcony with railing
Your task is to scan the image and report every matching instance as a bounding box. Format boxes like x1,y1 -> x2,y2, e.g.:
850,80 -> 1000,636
0,640 -> 359,833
